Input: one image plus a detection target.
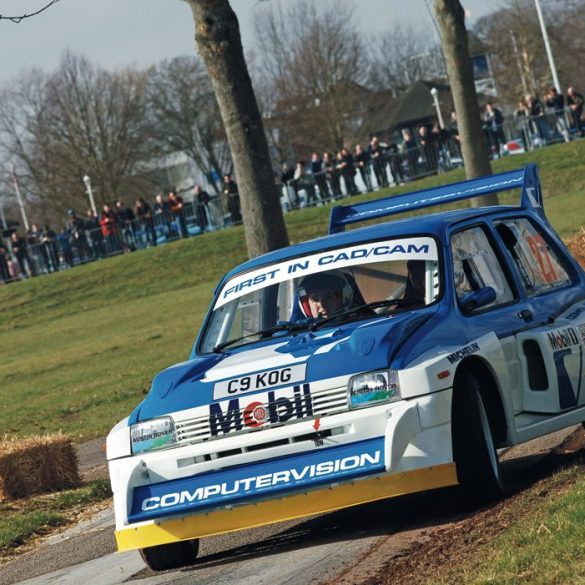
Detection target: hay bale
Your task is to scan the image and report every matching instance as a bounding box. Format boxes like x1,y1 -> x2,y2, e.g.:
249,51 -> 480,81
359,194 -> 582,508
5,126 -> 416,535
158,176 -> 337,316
0,432 -> 80,500
567,229 -> 585,269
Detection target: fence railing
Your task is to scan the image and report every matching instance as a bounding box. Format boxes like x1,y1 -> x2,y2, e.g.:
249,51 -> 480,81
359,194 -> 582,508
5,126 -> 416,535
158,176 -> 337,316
0,198 -> 238,282
1,110 -> 583,283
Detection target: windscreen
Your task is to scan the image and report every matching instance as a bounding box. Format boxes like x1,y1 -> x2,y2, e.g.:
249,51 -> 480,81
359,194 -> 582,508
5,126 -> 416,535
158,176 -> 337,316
199,237 -> 439,354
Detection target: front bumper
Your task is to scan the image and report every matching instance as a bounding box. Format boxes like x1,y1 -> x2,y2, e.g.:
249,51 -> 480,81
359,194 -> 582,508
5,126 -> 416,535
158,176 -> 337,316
110,389 -> 455,551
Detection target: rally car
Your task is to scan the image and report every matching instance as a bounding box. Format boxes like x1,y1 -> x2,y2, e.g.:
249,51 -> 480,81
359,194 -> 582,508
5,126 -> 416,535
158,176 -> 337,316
107,165 -> 585,570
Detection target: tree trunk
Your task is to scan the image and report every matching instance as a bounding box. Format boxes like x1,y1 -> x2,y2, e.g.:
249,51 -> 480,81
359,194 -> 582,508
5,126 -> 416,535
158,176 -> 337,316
187,0 -> 289,258
434,0 -> 497,206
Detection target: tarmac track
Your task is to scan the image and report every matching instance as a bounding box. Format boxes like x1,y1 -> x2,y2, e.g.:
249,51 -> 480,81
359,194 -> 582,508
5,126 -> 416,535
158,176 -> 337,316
0,427 -> 577,585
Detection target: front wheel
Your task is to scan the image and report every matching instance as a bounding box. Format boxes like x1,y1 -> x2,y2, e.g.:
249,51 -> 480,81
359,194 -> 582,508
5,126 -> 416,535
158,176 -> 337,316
452,373 -> 503,504
140,538 -> 199,572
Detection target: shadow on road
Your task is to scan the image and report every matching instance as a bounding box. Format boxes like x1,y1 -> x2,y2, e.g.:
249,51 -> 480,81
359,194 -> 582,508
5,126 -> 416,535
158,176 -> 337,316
134,427 -> 585,581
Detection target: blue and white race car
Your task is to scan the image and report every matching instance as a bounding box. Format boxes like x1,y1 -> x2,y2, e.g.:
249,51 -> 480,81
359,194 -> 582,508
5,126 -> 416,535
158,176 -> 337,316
107,165 -> 585,570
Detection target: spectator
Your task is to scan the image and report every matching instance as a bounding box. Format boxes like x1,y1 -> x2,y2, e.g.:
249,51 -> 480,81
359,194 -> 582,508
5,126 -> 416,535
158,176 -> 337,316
280,162 -> 298,208
354,144 -> 373,192
85,209 -> 104,258
310,152 -> 330,200
0,239 -> 10,282
65,209 -> 91,261
525,94 -> 549,145
27,223 -> 45,274
294,160 -> 319,206
168,190 -> 189,238
514,99 -> 531,147
57,228 -> 73,268
448,111 -> 462,158
222,174 -> 242,224
194,186 -> 211,232
418,125 -> 439,171
337,148 -> 359,195
544,86 -> 569,143
368,136 -> 389,189
41,224 -> 59,272
135,197 -> 157,246
115,200 -> 137,251
567,86 -> 584,137
323,152 -> 342,199
484,103 -> 506,157
153,192 -> 172,236
401,129 -> 420,180
10,232 -> 33,277
99,203 -> 121,254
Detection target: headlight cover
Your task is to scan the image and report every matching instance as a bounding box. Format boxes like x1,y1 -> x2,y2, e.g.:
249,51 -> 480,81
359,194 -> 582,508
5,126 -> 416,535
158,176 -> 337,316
130,417 -> 177,455
348,370 -> 401,409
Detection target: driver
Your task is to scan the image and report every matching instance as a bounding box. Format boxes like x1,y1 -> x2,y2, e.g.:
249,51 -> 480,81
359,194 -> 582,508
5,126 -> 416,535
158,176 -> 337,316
297,272 -> 347,318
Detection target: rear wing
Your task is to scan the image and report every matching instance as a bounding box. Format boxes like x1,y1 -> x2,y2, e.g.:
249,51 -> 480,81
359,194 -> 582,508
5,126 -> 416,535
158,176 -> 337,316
328,164 -> 543,234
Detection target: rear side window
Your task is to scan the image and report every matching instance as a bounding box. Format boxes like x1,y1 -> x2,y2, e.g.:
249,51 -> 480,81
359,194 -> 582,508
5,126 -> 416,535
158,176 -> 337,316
495,219 -> 571,297
451,226 -> 514,311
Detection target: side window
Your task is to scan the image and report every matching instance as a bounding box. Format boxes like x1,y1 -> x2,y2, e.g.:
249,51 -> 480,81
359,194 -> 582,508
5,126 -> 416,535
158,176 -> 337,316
495,219 -> 571,297
451,226 -> 514,310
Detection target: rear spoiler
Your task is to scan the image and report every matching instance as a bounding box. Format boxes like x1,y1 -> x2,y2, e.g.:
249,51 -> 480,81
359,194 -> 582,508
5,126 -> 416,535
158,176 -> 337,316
328,164 -> 543,234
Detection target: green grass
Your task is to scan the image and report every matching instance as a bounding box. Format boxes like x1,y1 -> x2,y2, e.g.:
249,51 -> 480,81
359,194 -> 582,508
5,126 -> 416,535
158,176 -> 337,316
1,141 -> 585,440
0,479 -> 111,553
434,464 -> 585,584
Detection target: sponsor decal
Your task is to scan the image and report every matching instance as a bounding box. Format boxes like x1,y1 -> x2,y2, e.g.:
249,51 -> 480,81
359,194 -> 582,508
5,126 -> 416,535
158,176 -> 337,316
213,364 -> 307,400
446,342 -> 480,365
209,384 -> 313,436
129,438 -> 385,522
215,237 -> 437,308
547,327 -> 580,351
347,177 -> 523,221
566,306 -> 585,320
579,324 -> 585,344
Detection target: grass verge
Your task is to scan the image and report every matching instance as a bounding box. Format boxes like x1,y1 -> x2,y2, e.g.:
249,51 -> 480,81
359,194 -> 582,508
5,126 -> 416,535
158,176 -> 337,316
0,479 -> 111,564
364,431 -> 585,585
1,140 -> 584,441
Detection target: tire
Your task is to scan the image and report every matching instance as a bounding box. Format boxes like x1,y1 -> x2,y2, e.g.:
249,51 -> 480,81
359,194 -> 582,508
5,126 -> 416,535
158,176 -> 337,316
452,372 -> 503,504
139,538 -> 199,572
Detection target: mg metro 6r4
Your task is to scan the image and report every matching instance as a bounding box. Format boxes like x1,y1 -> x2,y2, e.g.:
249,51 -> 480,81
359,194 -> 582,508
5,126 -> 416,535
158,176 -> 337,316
107,165 -> 585,570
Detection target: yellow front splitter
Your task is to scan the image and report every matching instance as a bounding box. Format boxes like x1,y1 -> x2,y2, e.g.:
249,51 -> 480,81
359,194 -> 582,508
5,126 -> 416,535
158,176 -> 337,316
116,463 -> 457,552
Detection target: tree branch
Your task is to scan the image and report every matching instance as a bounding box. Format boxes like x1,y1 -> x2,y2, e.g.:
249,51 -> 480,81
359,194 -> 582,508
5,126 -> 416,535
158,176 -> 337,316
1,0 -> 62,24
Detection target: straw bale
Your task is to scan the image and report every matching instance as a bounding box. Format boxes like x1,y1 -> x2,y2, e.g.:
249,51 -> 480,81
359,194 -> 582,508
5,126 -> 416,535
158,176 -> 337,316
0,432 -> 80,500
567,229 -> 585,269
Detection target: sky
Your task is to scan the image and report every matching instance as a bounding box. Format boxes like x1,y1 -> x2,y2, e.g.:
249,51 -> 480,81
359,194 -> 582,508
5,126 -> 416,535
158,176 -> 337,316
0,0 -> 498,88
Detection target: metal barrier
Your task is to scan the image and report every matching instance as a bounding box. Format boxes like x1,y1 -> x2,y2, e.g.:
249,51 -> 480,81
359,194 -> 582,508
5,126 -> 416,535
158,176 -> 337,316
0,197 -> 239,283
1,112 -> 583,284
280,139 -> 464,210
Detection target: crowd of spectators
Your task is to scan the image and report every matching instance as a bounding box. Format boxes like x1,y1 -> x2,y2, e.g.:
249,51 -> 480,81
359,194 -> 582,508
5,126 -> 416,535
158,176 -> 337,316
0,183 -> 227,283
1,84 -> 583,285
491,85 -> 585,156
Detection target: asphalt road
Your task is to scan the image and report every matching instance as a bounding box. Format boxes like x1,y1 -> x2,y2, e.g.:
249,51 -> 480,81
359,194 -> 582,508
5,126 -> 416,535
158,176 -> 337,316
0,427 -> 577,585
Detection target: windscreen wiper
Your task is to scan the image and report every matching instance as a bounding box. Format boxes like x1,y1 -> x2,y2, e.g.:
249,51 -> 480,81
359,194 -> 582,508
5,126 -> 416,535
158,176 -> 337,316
310,298 -> 420,330
213,321 -> 314,353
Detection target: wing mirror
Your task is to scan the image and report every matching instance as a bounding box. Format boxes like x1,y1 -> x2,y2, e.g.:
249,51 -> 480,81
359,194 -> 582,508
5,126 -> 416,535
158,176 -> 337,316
460,286 -> 496,314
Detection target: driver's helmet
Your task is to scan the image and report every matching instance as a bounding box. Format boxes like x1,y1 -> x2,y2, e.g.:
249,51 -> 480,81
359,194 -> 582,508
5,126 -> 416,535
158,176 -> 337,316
296,270 -> 359,319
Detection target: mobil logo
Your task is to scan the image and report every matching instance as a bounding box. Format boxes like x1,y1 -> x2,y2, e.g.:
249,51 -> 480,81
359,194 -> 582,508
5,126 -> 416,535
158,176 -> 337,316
209,384 -> 313,436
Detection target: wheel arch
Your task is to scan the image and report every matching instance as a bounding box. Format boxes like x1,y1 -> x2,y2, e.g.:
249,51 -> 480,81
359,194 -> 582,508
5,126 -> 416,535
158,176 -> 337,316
452,356 -> 508,446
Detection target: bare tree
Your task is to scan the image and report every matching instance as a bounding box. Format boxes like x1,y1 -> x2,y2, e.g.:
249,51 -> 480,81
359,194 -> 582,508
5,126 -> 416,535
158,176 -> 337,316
187,0 -> 289,258
434,0 -> 496,205
473,0 -> 585,105
0,53 -> 153,222
254,0 -> 368,154
145,56 -> 231,194
369,24 -> 445,92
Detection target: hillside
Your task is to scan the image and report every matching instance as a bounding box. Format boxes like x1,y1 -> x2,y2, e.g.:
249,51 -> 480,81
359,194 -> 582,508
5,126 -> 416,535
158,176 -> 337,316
1,140 -> 584,440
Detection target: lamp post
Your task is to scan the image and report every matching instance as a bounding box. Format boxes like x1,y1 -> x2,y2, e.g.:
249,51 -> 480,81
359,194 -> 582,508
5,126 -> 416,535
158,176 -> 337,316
82,175 -> 97,217
534,0 -> 561,91
430,87 -> 445,129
